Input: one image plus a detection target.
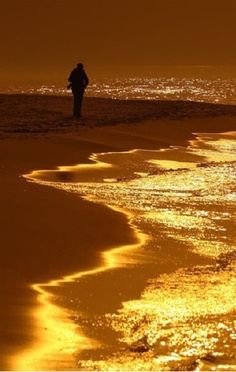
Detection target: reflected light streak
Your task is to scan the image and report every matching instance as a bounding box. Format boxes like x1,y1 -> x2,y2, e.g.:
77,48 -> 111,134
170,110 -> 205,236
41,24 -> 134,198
13,193 -> 146,370
27,153 -> 113,182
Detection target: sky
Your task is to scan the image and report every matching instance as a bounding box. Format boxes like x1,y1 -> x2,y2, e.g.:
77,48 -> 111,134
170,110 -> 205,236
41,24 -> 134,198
1,0 -> 236,82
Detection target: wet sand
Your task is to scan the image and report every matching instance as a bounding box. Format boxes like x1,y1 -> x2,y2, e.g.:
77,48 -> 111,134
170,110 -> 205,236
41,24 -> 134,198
0,94 -> 236,370
0,137 -> 138,370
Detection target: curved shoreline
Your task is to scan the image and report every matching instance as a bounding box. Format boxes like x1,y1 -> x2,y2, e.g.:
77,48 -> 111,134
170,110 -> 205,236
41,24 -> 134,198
0,136 -> 140,370
0,93 -> 235,369
13,194 -> 146,370
22,133 -> 235,370
14,131 -> 210,369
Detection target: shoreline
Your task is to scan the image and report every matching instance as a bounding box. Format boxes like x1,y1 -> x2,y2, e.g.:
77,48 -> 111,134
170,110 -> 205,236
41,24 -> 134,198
13,197 -> 146,371
18,129 -> 234,370
0,94 -> 236,369
0,136 -> 139,370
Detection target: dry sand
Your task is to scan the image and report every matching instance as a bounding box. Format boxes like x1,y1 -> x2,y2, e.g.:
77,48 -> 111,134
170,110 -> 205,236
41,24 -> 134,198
0,94 -> 236,370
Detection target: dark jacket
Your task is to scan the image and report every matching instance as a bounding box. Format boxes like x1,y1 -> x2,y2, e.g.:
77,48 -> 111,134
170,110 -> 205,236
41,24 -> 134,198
68,67 -> 89,89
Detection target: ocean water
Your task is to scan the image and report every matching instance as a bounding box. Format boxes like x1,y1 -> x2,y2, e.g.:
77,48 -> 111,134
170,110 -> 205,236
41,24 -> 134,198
2,77 -> 236,104
22,132 -> 236,371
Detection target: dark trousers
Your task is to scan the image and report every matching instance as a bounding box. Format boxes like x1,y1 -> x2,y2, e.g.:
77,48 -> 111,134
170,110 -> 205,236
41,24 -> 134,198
72,87 -> 84,117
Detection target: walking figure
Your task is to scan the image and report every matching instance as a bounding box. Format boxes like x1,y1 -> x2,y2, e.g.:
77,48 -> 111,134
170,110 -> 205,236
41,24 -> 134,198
68,63 -> 89,117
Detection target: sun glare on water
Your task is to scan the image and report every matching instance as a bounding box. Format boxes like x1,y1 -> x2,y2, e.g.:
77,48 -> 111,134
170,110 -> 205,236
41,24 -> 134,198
19,131 -> 236,371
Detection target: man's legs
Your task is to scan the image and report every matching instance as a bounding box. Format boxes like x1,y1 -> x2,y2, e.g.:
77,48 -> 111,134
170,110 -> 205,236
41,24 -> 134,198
72,88 -> 84,117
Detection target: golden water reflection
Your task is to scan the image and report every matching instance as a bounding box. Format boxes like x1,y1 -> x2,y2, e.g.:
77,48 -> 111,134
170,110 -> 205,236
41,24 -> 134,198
22,131 -> 236,370
13,205 -> 146,371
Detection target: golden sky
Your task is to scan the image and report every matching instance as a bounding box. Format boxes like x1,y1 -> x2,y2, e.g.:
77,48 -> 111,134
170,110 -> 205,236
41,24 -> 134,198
1,0 -> 236,80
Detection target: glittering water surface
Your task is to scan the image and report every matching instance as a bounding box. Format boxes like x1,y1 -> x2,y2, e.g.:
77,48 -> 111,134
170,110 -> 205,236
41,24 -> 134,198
3,77 -> 236,104
24,132 -> 236,371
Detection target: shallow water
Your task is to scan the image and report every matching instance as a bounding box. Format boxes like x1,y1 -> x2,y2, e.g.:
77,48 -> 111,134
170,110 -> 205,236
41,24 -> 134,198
20,131 -> 236,371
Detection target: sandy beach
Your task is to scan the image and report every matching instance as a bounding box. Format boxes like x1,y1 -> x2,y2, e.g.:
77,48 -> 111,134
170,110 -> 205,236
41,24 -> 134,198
0,94 -> 236,370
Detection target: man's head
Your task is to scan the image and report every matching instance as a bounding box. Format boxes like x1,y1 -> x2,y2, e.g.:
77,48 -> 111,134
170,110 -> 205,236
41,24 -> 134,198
77,63 -> 84,69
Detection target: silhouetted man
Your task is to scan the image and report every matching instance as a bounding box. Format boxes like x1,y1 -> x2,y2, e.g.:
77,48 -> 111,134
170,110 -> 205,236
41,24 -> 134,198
68,63 -> 89,117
